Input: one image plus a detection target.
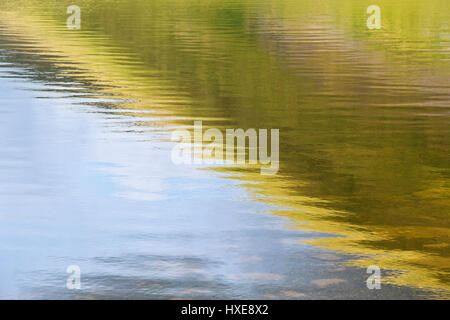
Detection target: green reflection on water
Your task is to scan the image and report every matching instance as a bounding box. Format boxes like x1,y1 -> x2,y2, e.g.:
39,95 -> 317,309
1,0 -> 449,297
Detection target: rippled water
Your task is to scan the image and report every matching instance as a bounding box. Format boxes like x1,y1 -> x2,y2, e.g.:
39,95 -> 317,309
0,0 -> 449,299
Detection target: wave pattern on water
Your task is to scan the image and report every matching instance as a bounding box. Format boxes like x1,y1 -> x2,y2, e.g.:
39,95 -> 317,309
0,0 -> 449,299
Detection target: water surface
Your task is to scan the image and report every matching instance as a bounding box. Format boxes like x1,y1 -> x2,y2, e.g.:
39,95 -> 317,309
0,0 -> 449,299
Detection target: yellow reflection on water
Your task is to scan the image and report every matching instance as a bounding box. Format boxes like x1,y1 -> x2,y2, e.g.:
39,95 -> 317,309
0,0 -> 449,298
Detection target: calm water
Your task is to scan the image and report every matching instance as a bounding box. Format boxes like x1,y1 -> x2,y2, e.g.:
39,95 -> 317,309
0,0 -> 449,299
